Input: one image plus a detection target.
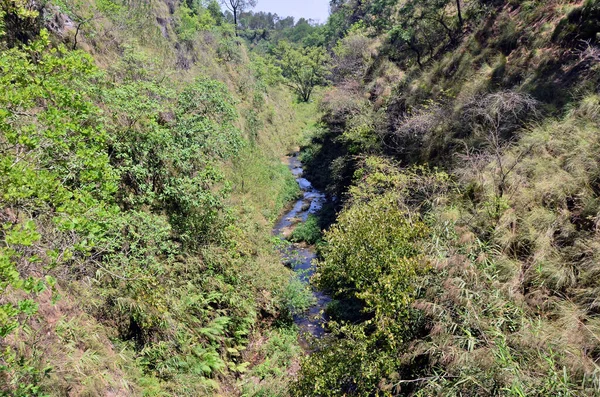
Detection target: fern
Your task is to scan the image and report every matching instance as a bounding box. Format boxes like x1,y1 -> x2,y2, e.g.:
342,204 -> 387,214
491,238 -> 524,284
197,316 -> 230,342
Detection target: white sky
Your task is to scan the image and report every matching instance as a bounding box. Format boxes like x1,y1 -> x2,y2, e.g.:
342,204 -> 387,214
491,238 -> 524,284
244,0 -> 330,24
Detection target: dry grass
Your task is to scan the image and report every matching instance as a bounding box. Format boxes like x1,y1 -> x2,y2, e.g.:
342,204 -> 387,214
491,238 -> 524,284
3,288 -> 140,396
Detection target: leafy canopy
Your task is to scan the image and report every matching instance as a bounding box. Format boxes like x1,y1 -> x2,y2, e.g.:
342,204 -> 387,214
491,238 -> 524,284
274,41 -> 330,102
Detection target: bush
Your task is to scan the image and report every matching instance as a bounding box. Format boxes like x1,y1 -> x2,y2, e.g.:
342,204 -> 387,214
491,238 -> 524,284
218,36 -> 243,63
462,90 -> 540,141
290,214 -> 321,244
278,277 -> 316,318
332,32 -> 374,82
0,8 -> 310,394
294,181 -> 429,395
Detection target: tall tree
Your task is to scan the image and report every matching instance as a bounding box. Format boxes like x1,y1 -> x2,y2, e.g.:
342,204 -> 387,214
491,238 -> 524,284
220,0 -> 257,35
274,42 -> 330,102
207,0 -> 224,25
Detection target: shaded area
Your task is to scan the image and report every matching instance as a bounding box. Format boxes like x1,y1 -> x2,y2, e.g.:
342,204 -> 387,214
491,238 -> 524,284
273,153 -> 331,338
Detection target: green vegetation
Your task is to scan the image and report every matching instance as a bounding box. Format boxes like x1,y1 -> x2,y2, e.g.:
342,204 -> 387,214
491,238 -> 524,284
292,0 -> 600,395
274,42 -> 331,102
290,215 -> 322,245
294,160 -> 446,396
295,192 -> 428,395
236,11 -> 323,49
0,0 -> 319,395
4,0 -> 600,395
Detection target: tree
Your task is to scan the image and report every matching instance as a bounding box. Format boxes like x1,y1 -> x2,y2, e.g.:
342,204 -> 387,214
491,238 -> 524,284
366,0 -> 397,32
274,42 -> 330,102
387,0 -> 461,68
276,15 -> 294,30
220,0 -> 257,35
207,0 -> 224,25
456,0 -> 463,26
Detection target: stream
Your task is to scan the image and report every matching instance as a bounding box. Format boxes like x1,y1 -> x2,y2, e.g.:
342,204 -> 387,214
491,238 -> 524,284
273,153 -> 331,338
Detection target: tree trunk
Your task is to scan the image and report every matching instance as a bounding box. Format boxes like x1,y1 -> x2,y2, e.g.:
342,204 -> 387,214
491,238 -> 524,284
437,17 -> 455,43
233,7 -> 238,36
456,0 -> 464,27
407,40 -> 423,68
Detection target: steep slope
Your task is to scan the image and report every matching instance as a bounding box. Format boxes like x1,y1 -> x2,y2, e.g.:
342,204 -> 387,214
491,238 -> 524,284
0,1 -> 316,395
294,0 -> 600,395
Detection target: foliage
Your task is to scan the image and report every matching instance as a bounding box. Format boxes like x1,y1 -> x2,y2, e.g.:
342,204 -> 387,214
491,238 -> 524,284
0,0 -> 315,393
175,3 -> 216,43
10,0 -> 600,395
387,0 -> 463,68
241,326 -> 302,396
294,170 -> 429,395
0,29 -> 113,395
237,11 -> 323,48
331,31 -> 374,82
274,42 -> 330,102
316,196 -> 427,318
290,214 -> 321,245
0,0 -> 43,46
217,34 -> 244,63
278,277 -> 316,318
294,0 -> 600,394
250,54 -> 283,87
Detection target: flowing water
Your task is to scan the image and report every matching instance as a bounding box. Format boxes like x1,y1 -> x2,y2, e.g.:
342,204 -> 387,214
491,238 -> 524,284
273,153 -> 331,338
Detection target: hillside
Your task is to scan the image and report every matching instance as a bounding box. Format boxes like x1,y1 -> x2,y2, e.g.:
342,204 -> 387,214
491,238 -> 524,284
293,0 -> 600,395
3,0 -> 600,396
0,0 -> 319,395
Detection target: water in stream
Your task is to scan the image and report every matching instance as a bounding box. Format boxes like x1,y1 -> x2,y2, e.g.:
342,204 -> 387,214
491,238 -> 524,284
273,153 -> 331,338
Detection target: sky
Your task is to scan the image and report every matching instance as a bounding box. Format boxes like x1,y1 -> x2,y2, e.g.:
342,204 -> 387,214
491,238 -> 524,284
251,0 -> 330,24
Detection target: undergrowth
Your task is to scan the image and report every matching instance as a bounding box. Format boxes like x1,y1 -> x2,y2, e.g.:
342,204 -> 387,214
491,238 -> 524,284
293,0 -> 600,395
290,215 -> 322,245
0,0 -> 319,395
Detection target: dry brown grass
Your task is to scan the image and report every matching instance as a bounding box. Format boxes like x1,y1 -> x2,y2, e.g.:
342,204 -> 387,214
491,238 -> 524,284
2,287 -> 139,396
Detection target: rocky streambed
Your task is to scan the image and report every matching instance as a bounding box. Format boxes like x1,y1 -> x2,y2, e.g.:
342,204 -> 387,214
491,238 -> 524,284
273,153 -> 331,338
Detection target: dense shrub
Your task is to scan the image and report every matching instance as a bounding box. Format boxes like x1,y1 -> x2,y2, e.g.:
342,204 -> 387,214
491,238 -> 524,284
293,158 -> 443,396
0,0 -> 315,393
290,214 -> 322,244
295,190 -> 429,395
